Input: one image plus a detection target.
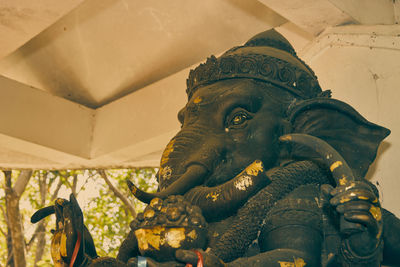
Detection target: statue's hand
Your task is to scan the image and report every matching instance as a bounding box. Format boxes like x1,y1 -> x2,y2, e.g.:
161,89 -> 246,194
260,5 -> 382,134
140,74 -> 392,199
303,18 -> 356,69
322,181 -> 383,262
31,194 -> 96,266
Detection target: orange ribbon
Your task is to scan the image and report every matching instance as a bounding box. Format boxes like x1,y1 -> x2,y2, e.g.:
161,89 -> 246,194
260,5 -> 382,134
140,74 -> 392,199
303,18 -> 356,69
69,231 -> 81,267
185,250 -> 204,267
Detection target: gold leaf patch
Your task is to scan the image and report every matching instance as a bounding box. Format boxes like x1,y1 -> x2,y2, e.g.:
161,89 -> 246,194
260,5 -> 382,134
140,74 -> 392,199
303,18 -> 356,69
161,140 -> 175,166
245,160 -> 264,176
278,257 -> 306,267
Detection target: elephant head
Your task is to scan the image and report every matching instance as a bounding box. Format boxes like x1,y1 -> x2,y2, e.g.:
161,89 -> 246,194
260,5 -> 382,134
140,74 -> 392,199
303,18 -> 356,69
129,29 -> 390,221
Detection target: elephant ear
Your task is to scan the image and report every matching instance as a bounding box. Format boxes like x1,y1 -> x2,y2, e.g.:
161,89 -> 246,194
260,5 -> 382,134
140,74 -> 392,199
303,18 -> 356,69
286,98 -> 390,179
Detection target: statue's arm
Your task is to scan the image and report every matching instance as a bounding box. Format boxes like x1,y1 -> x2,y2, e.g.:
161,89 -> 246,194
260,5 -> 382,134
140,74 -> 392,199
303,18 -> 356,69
116,230 -> 139,262
176,222 -> 321,267
227,208 -> 400,267
382,208 -> 400,266
228,185 -> 323,267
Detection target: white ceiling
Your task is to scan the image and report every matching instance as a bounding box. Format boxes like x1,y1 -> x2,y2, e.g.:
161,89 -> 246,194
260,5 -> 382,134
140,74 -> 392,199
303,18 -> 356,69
1,0 -> 399,169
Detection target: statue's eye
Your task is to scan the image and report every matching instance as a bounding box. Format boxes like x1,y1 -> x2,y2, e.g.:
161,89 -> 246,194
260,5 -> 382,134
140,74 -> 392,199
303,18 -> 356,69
227,109 -> 253,128
232,113 -> 247,125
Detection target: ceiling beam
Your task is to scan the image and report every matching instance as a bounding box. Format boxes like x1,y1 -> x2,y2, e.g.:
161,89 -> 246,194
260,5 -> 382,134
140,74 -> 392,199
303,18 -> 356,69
300,25 -> 400,62
0,75 -> 94,159
258,0 -> 354,36
328,0 -> 399,25
275,22 -> 314,52
0,65 -> 188,169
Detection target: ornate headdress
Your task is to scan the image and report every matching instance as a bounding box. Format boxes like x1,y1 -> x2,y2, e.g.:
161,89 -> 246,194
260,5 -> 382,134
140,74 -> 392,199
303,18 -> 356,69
186,29 -> 326,100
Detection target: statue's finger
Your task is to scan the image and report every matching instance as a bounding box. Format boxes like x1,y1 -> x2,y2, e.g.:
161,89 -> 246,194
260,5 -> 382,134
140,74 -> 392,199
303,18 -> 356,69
343,211 -> 380,235
175,249 -> 198,265
330,181 -> 372,196
336,200 -> 372,214
321,184 -> 334,198
330,188 -> 378,206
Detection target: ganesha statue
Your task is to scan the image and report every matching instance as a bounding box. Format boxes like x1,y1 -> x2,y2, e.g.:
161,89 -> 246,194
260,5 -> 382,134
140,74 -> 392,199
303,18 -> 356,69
32,29 -> 400,266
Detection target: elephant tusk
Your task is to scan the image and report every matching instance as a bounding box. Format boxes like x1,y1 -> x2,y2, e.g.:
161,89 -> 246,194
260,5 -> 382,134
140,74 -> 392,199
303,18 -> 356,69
279,133 -> 356,185
127,164 -> 208,204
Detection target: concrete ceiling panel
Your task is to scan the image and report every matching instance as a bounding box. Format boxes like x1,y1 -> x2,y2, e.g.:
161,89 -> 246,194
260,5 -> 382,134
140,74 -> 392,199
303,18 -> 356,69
0,0 -> 85,60
90,65 -> 189,159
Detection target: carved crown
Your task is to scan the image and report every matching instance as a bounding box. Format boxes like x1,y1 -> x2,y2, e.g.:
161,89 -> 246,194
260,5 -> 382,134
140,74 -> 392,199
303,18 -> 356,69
186,29 -> 323,100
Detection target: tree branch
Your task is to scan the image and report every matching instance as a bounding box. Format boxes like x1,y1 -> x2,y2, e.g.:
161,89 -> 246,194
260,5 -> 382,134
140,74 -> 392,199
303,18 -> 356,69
6,250 -> 13,267
0,203 -> 7,238
0,224 -> 6,237
4,170 -> 11,188
39,172 -> 46,206
50,178 -> 63,201
72,173 -> 78,197
60,172 -> 73,190
0,204 -> 8,225
4,174 -> 27,266
13,170 -> 33,198
98,170 -> 136,218
77,172 -> 93,195
26,222 -> 45,252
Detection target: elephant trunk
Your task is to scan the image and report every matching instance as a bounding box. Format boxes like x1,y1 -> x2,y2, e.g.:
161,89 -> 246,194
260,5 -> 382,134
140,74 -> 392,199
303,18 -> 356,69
211,160 -> 332,262
128,126 -> 224,203
184,160 -> 272,221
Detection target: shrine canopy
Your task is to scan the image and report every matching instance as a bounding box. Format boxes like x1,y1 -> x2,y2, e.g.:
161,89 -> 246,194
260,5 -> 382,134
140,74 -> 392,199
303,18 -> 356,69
0,0 -> 399,171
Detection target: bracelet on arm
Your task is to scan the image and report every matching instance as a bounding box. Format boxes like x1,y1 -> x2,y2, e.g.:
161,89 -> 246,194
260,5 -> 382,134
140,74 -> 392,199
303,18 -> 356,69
137,256 -> 147,267
339,238 -> 383,266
